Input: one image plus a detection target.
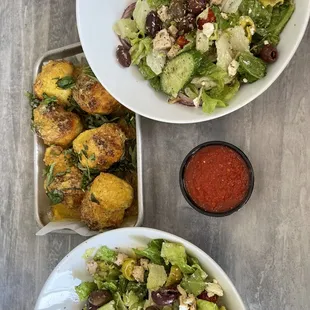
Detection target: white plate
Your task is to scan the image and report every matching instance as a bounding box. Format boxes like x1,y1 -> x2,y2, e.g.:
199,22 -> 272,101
76,0 -> 310,124
35,227 -> 246,310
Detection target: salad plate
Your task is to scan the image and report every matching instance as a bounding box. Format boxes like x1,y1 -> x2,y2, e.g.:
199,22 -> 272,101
34,227 -> 246,309
77,0 -> 310,124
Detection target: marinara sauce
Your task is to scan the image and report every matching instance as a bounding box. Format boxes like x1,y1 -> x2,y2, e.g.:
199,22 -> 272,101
183,145 -> 250,213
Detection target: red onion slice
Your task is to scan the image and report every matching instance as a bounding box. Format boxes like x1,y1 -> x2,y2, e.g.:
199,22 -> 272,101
122,3 -> 136,18
169,94 -> 196,107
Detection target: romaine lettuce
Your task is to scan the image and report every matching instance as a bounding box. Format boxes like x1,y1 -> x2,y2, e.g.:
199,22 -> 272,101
94,246 -> 117,263
133,239 -> 164,264
123,291 -> 140,308
113,19 -> 139,40
130,37 -> 153,65
239,0 -> 273,28
221,0 -> 243,13
146,50 -> 167,75
133,0 -> 152,34
126,282 -> 148,300
149,77 -> 162,92
98,300 -> 116,310
259,0 -> 283,7
75,281 -> 97,301
238,51 -> 267,82
180,269 -> 206,296
139,60 -> 157,80
161,242 -> 194,274
147,264 -> 167,289
114,292 -> 127,310
201,90 -> 225,114
197,299 -> 219,310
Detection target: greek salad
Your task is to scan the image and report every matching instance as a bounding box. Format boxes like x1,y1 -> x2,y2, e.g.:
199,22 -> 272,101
75,240 -> 227,310
113,0 -> 294,114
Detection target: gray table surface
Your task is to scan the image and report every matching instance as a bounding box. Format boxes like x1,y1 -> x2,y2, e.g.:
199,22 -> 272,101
0,1 -> 309,309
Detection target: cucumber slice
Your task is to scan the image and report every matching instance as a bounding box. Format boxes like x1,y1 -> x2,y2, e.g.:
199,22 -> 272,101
161,52 -> 201,97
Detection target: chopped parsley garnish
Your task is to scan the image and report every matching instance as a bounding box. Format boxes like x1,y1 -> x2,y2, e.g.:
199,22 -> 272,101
90,193 -> 100,204
47,189 -> 64,205
55,76 -> 75,89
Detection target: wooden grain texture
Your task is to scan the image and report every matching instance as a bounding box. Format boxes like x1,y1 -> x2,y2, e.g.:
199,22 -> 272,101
0,0 -> 309,309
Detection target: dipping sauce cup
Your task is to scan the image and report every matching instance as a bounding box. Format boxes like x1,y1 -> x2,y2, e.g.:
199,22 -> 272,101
180,141 -> 254,217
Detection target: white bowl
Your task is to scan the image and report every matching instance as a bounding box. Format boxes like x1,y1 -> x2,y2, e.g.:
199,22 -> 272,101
76,0 -> 310,124
34,227 -> 245,310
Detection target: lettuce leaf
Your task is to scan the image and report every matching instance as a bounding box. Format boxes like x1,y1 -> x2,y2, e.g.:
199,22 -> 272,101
161,242 -> 194,274
212,6 -> 240,30
201,90 -> 225,114
147,264 -> 167,289
133,0 -> 152,34
94,246 -> 117,263
208,79 -> 240,102
133,239 -> 164,264
239,0 -> 273,28
180,269 -> 206,296
98,300 -> 116,310
147,0 -> 171,9
113,19 -> 139,40
75,281 -> 97,301
95,279 -> 119,292
139,60 -> 157,80
146,50 -> 167,75
197,299 -> 219,310
130,37 -> 153,65
221,0 -> 243,13
114,292 -> 127,310
95,261 -> 121,281
123,291 -> 140,308
238,52 -> 267,83
126,282 -> 148,300
259,0 -> 283,7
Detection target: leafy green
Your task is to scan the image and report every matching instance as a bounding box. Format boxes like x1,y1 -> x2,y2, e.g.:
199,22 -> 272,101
123,291 -> 140,308
95,261 -> 121,281
147,0 -> 170,9
238,52 -> 267,83
197,299 -> 219,310
133,239 -> 164,265
45,163 -> 55,187
94,246 -> 117,263
201,90 -> 223,114
85,114 -> 120,129
138,60 -> 157,80
266,0 -> 295,36
180,265 -> 208,296
133,0 -> 152,34
149,77 -> 162,92
83,248 -> 96,259
184,84 -> 199,99
208,80 -> 240,103
161,242 -> 194,274
147,264 -> 168,289
46,189 -> 64,205
239,0 -> 273,28
212,6 -> 240,30
130,37 -> 153,65
113,19 -> 139,40
114,292 -> 127,310
75,281 -> 97,301
91,193 -> 100,204
42,93 -> 57,105
259,0 -> 283,7
26,92 -> 41,109
126,282 -> 148,300
56,76 -> 75,89
166,265 -> 183,287
98,300 -> 116,310
97,280 -> 119,292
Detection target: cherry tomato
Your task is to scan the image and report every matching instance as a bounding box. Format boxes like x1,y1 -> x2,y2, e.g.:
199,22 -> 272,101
176,36 -> 190,48
197,8 -> 216,30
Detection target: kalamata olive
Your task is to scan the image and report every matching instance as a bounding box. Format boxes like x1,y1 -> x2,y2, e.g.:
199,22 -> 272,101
87,290 -> 113,310
260,44 -> 278,63
116,45 -> 131,68
151,288 -> 180,306
177,14 -> 196,34
188,0 -> 207,15
169,0 -> 188,20
146,11 -> 162,38
197,291 -> 218,304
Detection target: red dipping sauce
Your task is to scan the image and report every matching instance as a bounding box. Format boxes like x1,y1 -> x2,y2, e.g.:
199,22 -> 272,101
183,145 -> 250,213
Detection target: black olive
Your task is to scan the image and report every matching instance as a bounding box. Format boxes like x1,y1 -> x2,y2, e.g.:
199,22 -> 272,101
87,290 -> 113,310
177,14 -> 196,34
116,45 -> 131,68
197,291 -> 218,304
260,44 -> 278,63
146,11 -> 162,38
151,288 -> 180,306
187,0 -> 207,16
169,0 -> 188,20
